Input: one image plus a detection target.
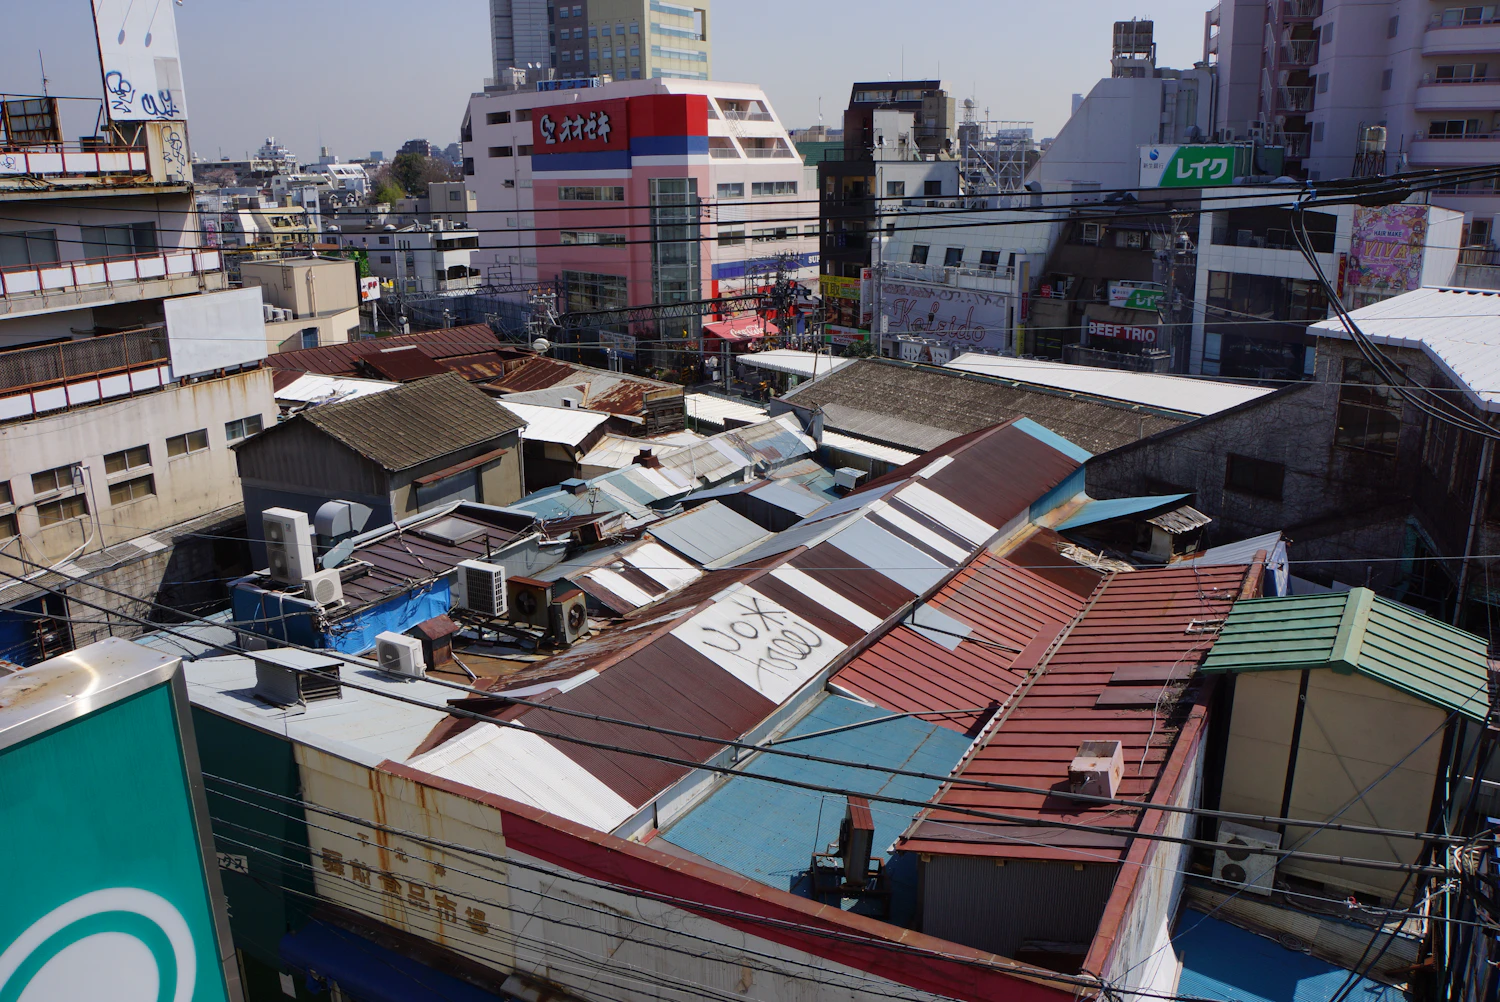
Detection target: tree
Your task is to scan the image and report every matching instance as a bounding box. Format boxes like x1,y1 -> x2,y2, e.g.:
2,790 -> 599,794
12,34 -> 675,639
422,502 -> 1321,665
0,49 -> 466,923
841,338 -> 878,358
390,153 -> 459,196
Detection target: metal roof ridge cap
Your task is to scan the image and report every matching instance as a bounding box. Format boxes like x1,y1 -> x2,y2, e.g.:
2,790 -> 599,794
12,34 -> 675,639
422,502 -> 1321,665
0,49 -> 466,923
1329,587 -> 1376,675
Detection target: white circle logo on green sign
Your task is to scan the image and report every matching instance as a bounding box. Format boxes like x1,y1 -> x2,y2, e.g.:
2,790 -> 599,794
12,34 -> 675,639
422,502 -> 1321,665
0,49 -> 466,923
0,889 -> 195,1002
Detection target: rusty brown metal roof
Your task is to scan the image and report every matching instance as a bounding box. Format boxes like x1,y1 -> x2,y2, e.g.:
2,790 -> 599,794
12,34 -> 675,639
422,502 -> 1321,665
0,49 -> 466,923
899,562 -> 1254,862
357,349 -> 451,382
266,325 -> 508,377
489,356 -> 581,393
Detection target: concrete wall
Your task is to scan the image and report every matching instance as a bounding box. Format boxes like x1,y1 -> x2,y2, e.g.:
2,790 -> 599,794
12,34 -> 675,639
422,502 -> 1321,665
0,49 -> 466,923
265,306 -> 360,352
242,259 -> 359,317
1219,669 -> 1445,902
0,367 -> 275,574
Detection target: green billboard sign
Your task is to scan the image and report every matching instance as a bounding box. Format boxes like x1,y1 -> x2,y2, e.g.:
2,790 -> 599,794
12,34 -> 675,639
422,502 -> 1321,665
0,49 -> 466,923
0,638 -> 240,1002
1139,145 -> 1244,188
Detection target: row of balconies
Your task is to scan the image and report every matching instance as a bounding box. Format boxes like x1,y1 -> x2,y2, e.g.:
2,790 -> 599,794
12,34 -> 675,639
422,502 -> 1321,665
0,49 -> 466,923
0,249 -> 223,317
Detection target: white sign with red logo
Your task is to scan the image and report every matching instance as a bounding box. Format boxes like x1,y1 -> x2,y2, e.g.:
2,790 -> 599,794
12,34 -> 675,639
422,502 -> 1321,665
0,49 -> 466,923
359,277 -> 380,302
1087,320 -> 1159,344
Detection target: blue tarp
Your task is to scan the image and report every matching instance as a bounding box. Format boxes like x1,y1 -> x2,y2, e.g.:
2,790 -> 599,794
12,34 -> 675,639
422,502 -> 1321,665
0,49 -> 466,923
1175,911 -> 1407,1002
233,580 -> 450,655
281,919 -> 504,1002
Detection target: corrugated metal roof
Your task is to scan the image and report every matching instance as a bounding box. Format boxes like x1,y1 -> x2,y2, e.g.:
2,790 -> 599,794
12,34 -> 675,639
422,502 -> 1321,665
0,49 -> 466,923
1308,286 -> 1500,412
1200,588 -> 1491,722
784,359 -> 1186,455
685,393 -> 768,429
1054,494 -> 1191,531
820,430 -> 921,467
502,401 -> 613,447
574,540 -> 702,614
1182,531 -> 1290,596
357,347 -> 451,381
492,357 -> 682,417
734,349 -> 851,378
658,694 -> 970,888
267,325 -> 506,376
645,502 -> 772,565
944,353 -> 1274,417
295,373 -> 524,472
901,564 -> 1251,862
274,372 -> 398,406
834,539 -> 1103,734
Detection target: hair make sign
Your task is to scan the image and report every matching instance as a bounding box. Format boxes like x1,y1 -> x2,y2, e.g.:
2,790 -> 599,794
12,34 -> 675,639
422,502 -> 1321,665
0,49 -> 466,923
1348,205 -> 1428,295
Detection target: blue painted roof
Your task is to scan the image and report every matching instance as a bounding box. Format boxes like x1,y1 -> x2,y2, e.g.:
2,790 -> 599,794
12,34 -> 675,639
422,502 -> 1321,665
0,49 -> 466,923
659,695 -> 970,892
1176,911 -> 1406,1002
1054,493 -> 1191,531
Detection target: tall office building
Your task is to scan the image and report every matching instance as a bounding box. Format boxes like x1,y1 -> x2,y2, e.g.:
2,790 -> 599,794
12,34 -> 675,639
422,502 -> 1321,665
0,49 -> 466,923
1206,0 -> 1497,234
490,0 -> 710,83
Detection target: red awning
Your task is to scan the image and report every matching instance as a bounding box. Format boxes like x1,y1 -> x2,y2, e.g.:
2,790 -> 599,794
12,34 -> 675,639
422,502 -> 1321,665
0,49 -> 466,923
703,316 -> 780,342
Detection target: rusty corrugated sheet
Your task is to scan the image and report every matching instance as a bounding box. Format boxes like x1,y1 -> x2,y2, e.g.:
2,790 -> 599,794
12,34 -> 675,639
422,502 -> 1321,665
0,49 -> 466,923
267,326 -> 506,376
357,350 -> 451,382
335,509 -> 532,611
900,563 -> 1250,862
834,545 -> 1102,734
490,356 -> 581,393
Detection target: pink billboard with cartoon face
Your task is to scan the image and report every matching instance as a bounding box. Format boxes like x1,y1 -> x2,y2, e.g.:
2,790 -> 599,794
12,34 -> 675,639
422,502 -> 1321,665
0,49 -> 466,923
1348,205 -> 1428,295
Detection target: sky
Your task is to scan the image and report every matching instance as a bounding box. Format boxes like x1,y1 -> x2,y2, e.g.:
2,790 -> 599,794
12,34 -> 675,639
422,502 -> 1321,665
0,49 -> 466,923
3,1 -> 1213,162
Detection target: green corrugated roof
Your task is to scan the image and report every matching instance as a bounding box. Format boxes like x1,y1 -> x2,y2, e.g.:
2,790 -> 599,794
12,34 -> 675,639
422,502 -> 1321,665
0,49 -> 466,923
1201,589 -> 1491,723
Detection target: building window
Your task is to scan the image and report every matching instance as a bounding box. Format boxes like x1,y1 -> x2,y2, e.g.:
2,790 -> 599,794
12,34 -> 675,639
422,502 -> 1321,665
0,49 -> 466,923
225,415 -> 264,442
1388,14 -> 1400,37
487,111 -> 511,125
1317,73 -> 1330,94
299,328 -> 319,349
36,494 -> 88,527
489,146 -> 514,158
751,181 -> 797,196
943,247 -> 964,268
166,429 -> 210,458
0,229 -> 60,268
717,182 -> 744,199
558,4 -> 568,14
380,255 -> 392,264
979,250 -> 1002,272
1430,118 -> 1488,137
1321,22 -> 1334,44
885,181 -> 906,198
910,245 -> 930,265
517,144 -> 533,156
718,226 -> 745,246
109,474 -> 156,506
561,231 -> 627,246
1436,63 -> 1490,83
0,481 -> 10,506
463,157 -> 475,176
562,271 -> 629,312
1336,358 -> 1402,454
516,109 -> 532,122
31,465 -> 76,496
1080,223 -> 1102,245
924,180 -> 942,197
558,186 -> 626,201
1382,69 -> 1394,91
103,445 -> 151,475
379,235 -> 391,245
1224,453 -> 1285,501
80,221 -> 157,261
0,512 -> 15,539
1115,229 -> 1146,249
752,227 -> 794,242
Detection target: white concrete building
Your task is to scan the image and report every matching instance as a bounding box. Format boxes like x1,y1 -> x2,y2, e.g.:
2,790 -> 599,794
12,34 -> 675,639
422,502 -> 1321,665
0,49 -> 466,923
337,221 -> 482,296
1207,0 -> 1500,233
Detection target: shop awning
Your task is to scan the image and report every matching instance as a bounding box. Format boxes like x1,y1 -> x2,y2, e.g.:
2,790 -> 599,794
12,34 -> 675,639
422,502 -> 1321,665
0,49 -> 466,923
703,316 -> 779,342
281,920 -> 505,1002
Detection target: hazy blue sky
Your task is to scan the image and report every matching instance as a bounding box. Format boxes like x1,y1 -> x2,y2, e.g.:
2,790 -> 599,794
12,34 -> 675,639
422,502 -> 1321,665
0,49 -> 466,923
4,1 -> 1213,162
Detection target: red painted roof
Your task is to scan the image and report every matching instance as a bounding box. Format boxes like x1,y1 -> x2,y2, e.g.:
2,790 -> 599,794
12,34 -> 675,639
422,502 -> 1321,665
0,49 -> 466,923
266,325 -> 506,376
900,563 -> 1253,863
834,536 -> 1102,734
704,316 -> 778,341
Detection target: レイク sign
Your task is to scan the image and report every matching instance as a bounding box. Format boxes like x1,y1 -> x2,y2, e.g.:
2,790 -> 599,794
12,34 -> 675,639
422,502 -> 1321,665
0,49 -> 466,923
533,99 -> 629,154
1088,320 -> 1159,343
1139,145 -> 1240,188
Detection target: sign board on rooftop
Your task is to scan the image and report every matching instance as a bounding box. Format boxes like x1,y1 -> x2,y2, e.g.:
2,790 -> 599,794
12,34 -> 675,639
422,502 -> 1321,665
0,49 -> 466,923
532,99 -> 629,155
1139,145 -> 1242,188
91,0 -> 189,122
1108,281 -> 1165,311
0,638 -> 239,1001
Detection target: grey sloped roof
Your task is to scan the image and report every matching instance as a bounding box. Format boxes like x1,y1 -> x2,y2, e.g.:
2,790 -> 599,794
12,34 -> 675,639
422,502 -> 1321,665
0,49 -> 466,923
781,358 -> 1187,455
301,372 -> 523,471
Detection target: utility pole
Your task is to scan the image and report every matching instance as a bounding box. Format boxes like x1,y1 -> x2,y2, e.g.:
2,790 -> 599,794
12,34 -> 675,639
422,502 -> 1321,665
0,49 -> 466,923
1161,210 -> 1190,372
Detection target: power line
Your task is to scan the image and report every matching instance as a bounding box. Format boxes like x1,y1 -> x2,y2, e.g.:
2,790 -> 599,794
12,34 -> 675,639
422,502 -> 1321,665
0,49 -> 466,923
0,558 -> 1474,875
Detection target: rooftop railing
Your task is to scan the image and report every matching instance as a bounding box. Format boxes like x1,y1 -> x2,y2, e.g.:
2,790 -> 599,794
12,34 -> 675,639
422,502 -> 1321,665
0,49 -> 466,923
0,327 -> 167,396
0,248 -> 222,301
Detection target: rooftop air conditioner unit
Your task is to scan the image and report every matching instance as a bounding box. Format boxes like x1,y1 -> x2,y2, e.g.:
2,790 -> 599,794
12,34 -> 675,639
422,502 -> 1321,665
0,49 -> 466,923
506,575 -> 554,628
302,568 -> 344,607
375,630 -> 426,679
549,588 -> 591,646
253,648 -> 343,706
263,508 -> 315,583
453,559 -> 507,618
1213,821 -> 1280,895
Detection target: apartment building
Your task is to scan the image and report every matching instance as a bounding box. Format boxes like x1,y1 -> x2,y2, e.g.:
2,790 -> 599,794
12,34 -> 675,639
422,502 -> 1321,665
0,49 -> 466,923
490,0 -> 710,83
1206,0 -> 1500,235
463,76 -> 816,349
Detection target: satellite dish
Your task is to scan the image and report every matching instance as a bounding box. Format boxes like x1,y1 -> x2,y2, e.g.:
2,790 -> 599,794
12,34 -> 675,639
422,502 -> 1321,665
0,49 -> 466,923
532,338 -> 551,353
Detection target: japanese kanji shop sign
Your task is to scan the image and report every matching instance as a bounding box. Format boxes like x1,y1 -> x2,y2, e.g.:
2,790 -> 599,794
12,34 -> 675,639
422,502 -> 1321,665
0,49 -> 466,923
533,99 -> 629,154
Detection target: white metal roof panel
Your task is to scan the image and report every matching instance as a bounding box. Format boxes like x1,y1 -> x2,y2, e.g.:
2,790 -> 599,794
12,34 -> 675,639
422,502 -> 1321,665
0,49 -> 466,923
1308,286 -> 1500,412
501,401 -> 613,447
818,430 -> 922,467
894,481 -> 998,546
405,723 -> 636,831
684,393 -> 768,427
623,541 -> 701,590
645,502 -> 772,565
825,517 -> 952,594
768,566 -> 884,632
944,353 -> 1272,416
275,373 -> 398,405
735,349 -> 852,379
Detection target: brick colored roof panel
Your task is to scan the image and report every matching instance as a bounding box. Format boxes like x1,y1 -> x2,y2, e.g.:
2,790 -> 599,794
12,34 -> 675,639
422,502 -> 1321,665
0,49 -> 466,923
266,325 -> 505,376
